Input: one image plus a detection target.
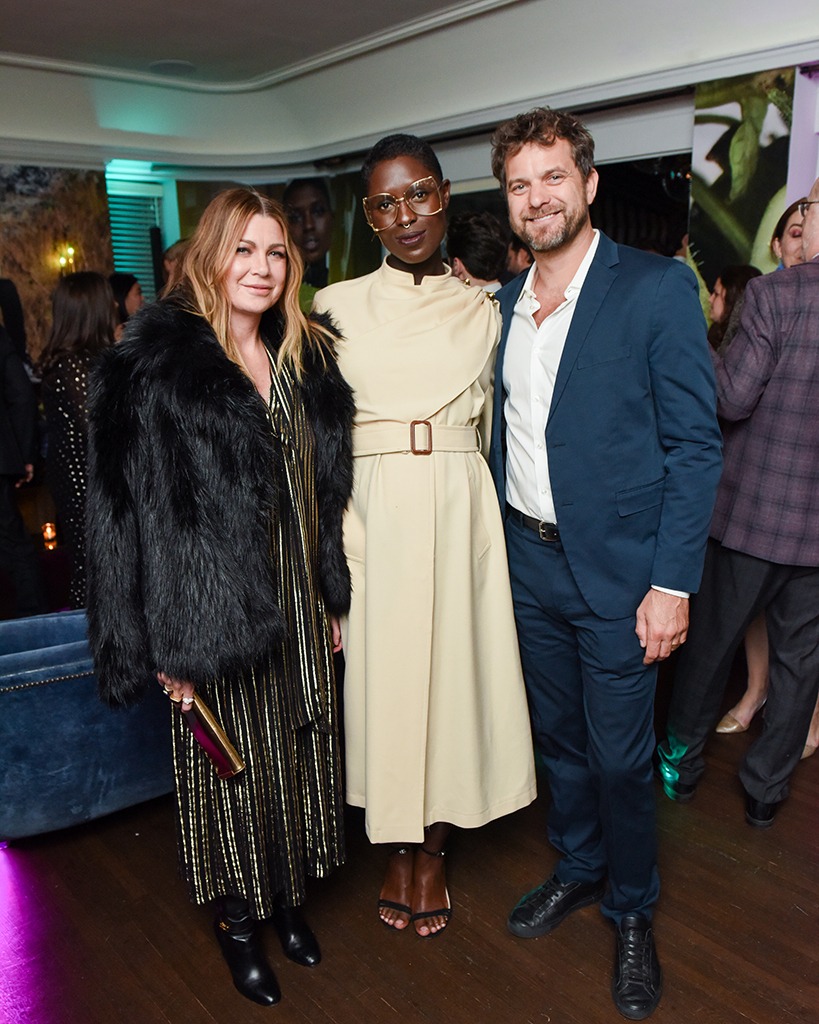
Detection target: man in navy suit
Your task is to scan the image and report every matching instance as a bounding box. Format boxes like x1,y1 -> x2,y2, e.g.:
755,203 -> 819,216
488,108 -> 722,1020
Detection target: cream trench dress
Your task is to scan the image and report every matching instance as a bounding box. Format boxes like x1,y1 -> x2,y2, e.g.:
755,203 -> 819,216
314,261 -> 536,843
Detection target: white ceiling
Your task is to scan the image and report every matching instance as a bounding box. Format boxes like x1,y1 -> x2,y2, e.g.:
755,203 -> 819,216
0,0 -> 517,87
0,0 -> 816,174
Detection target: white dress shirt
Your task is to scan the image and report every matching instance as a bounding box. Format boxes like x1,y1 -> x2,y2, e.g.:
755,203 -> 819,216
503,231 -> 600,523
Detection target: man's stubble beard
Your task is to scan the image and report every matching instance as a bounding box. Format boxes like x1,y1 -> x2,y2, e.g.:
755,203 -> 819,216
519,203 -> 590,254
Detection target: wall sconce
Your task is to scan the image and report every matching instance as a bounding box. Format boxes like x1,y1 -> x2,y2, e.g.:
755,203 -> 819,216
41,522 -> 57,550
57,245 -> 76,275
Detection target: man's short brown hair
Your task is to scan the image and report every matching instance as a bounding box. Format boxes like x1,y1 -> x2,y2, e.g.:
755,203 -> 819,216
490,107 -> 595,190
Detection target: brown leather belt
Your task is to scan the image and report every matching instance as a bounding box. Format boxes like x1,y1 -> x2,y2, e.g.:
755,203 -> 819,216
506,504 -> 560,542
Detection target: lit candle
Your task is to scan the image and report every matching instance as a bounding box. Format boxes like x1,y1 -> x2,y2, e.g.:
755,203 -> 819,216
42,522 -> 57,550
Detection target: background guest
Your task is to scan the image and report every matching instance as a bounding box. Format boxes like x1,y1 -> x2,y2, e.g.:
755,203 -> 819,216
108,271 -> 144,338
0,323 -> 46,617
161,238 -> 190,294
0,276 -> 28,363
770,198 -> 805,270
657,183 -> 819,824
707,264 -> 761,353
446,210 -> 508,292
505,234 -> 533,279
714,202 -> 807,737
38,272 -> 117,608
283,178 -> 335,311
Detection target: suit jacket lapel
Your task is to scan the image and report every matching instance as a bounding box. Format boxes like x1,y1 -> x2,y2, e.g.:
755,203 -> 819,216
496,272 -> 527,383
547,234 -> 618,426
492,272 -> 528,498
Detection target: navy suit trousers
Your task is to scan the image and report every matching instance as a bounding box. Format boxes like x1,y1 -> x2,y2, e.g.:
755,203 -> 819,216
505,515 -> 660,922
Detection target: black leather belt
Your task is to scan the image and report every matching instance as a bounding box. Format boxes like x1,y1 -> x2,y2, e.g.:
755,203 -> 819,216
506,504 -> 560,542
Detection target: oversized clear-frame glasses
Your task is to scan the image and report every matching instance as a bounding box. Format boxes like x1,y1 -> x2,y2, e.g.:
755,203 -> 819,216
797,199 -> 819,218
362,176 -> 446,231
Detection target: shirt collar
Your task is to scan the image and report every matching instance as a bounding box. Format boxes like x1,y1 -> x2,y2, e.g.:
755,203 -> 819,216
516,230 -> 600,309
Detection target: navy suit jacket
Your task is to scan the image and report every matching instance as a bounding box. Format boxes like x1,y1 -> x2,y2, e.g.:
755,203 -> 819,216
489,232 -> 723,620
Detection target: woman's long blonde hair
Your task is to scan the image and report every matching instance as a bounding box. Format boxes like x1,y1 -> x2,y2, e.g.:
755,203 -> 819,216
178,187 -> 333,377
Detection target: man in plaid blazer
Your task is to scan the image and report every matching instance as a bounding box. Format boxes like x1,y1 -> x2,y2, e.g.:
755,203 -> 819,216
657,178 -> 819,827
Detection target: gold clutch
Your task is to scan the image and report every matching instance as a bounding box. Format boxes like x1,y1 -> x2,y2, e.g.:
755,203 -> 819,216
173,693 -> 245,780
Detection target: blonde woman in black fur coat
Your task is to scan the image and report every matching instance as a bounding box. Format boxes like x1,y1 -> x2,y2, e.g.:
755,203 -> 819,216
85,188 -> 354,1007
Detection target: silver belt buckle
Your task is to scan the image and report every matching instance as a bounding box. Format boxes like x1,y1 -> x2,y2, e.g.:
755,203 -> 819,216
538,521 -> 558,542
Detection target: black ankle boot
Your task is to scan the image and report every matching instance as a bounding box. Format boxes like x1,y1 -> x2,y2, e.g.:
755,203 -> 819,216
214,896 -> 281,1006
272,897 -> 321,967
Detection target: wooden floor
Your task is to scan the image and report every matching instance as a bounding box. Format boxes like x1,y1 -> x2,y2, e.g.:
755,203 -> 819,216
2,673 -> 817,1024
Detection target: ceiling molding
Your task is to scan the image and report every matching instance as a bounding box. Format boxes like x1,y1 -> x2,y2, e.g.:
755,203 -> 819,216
0,137 -> 110,171
1,36 -> 816,176
406,38 -> 819,144
155,38 -> 819,159
0,0 -> 519,93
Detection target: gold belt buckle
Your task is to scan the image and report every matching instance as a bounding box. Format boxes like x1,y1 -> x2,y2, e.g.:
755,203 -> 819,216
410,420 -> 433,455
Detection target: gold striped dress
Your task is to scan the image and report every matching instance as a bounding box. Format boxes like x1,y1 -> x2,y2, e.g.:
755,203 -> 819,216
171,353 -> 345,918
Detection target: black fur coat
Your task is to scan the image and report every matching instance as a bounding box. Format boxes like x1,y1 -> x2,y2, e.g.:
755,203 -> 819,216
85,300 -> 354,707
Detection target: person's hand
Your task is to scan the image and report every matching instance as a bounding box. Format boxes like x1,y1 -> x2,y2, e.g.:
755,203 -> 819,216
330,616 -> 343,653
14,464 -> 34,488
157,671 -> 196,712
635,590 -> 688,665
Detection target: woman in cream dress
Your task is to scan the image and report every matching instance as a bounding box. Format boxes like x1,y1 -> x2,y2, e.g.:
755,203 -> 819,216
314,135 -> 535,937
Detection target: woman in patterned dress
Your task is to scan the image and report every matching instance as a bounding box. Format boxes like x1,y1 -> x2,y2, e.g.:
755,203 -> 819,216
86,188 -> 354,1006
39,271 -> 117,607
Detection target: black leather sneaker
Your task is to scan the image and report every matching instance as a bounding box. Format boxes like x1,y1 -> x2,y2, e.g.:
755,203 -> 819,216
507,873 -> 605,938
612,914 -> 662,1020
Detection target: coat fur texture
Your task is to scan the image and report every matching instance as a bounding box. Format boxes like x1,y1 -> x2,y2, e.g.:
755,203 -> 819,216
86,300 -> 354,706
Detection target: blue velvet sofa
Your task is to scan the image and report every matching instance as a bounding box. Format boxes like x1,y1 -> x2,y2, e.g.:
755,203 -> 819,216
0,610 -> 174,841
